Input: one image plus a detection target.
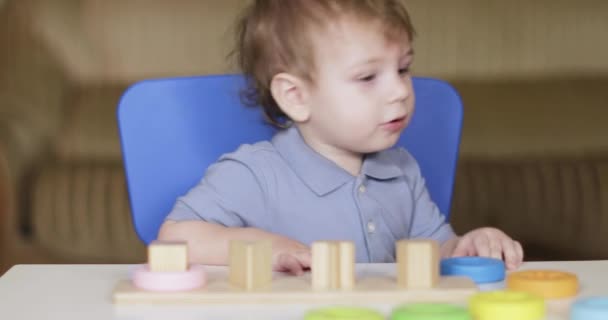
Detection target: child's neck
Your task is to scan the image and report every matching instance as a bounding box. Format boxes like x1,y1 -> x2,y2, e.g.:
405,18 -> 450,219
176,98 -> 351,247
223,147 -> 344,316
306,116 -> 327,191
299,130 -> 363,177
319,148 -> 362,176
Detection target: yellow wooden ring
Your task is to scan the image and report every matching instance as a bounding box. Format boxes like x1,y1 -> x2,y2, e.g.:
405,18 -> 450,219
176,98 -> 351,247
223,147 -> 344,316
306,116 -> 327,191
506,270 -> 578,298
469,291 -> 545,320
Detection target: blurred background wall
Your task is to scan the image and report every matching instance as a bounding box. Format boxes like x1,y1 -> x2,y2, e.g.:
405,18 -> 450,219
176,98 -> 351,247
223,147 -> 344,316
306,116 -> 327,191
1,0 -> 607,274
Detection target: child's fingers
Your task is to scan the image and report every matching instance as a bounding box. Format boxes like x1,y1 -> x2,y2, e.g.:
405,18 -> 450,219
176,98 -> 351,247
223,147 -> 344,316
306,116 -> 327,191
276,253 -> 305,275
501,238 -> 521,270
489,238 -> 503,261
515,240 -> 524,263
473,233 -> 491,258
451,237 -> 472,257
294,250 -> 312,270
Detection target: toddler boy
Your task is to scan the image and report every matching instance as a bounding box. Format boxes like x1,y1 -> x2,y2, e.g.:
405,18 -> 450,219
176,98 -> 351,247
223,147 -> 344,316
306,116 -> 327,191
159,0 -> 523,274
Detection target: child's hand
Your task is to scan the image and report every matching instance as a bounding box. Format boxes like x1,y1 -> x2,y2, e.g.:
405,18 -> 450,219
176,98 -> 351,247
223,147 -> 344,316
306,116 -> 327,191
450,227 -> 524,270
271,236 -> 311,275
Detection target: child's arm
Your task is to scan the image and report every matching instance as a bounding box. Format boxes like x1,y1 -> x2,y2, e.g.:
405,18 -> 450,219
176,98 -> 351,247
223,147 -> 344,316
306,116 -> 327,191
158,150 -> 311,274
399,149 -> 523,269
158,220 -> 311,275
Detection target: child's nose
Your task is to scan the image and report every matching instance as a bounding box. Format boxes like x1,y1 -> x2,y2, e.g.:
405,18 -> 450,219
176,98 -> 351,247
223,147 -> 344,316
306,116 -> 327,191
388,77 -> 410,104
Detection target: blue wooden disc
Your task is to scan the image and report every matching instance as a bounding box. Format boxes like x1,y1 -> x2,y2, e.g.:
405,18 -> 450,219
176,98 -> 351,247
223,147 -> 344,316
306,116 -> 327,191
440,257 -> 505,284
571,297 -> 608,320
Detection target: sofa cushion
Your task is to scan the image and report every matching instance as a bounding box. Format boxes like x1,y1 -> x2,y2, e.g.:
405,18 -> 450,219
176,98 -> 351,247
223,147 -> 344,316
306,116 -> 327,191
53,85 -> 127,161
53,78 -> 608,162
451,154 -> 608,260
453,78 -> 608,157
31,161 -> 145,261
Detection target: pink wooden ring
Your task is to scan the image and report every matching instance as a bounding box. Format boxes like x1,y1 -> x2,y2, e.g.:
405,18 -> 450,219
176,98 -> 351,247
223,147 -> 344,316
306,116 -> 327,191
132,264 -> 207,292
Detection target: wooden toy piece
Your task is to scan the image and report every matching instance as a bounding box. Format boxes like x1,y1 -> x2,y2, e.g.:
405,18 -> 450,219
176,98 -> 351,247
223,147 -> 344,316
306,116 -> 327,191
506,270 -> 579,299
338,241 -> 355,289
132,265 -> 207,292
305,306 -> 384,320
312,241 -> 340,290
114,266 -> 477,304
396,239 -> 439,289
470,291 -> 546,320
310,241 -> 337,289
130,240 -> 207,292
228,240 -> 272,290
391,303 -> 472,320
571,296 -> 608,320
148,240 -> 189,272
311,241 -> 355,290
441,257 -> 505,284
113,239 -> 477,304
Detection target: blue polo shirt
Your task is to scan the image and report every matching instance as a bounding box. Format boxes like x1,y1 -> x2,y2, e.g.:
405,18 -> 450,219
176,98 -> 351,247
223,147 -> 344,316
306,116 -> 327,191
166,126 -> 455,262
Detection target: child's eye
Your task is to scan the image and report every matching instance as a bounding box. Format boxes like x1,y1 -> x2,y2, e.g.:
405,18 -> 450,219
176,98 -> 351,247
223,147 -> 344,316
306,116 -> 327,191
398,67 -> 410,75
358,74 -> 376,82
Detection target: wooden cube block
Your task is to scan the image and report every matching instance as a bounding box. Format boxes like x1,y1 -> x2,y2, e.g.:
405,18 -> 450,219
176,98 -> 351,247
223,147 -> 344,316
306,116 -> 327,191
229,240 -> 272,290
396,239 -> 439,289
147,240 -> 189,272
312,241 -> 355,290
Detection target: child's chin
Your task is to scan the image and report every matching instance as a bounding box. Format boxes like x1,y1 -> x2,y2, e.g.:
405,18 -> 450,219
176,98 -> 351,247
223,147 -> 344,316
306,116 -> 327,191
361,140 -> 400,154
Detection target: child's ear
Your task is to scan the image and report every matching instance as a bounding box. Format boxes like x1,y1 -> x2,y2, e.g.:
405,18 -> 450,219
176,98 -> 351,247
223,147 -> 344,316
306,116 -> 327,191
270,73 -> 311,123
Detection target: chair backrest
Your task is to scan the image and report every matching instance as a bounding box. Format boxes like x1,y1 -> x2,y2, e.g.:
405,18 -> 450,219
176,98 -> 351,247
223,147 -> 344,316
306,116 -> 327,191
117,75 -> 463,244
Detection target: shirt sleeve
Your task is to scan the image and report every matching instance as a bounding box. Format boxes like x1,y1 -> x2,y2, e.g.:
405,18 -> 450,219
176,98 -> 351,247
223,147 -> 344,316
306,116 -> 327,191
164,148 -> 267,227
399,148 -> 457,244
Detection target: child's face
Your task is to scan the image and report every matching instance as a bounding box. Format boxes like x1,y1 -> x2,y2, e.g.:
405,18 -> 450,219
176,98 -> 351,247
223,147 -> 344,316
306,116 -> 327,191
302,18 -> 415,156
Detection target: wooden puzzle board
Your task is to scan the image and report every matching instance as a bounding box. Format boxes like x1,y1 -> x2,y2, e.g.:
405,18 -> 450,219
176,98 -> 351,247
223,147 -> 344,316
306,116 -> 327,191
113,267 -> 477,305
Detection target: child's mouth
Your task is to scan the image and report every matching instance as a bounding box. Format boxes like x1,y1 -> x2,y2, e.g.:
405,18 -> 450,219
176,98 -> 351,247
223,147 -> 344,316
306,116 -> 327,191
382,116 -> 407,132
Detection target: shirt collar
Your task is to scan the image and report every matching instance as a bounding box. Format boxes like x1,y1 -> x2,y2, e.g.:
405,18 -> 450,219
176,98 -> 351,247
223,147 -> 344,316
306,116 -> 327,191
272,126 -> 404,196
361,150 -> 404,180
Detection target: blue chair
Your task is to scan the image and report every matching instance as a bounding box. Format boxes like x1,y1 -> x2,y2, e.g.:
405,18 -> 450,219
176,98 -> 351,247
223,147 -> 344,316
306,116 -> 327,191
117,75 -> 463,244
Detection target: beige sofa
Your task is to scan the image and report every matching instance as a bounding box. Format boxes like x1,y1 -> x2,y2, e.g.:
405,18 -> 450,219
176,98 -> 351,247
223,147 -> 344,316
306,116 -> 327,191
1,0 -> 607,273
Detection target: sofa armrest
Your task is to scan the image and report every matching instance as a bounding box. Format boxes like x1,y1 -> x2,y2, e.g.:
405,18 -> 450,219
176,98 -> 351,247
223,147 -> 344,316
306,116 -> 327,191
0,142 -> 10,271
0,1 -> 71,265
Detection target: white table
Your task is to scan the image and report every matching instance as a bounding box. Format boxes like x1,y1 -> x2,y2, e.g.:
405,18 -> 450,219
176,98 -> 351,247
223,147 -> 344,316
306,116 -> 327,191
0,261 -> 606,319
